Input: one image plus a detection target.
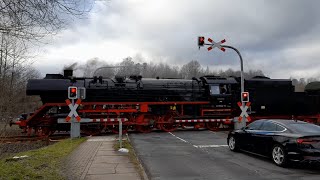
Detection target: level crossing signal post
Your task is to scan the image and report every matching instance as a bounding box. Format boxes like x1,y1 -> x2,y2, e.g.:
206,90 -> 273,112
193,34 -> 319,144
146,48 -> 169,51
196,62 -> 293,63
198,36 -> 248,129
66,86 -> 125,143
67,86 -> 86,138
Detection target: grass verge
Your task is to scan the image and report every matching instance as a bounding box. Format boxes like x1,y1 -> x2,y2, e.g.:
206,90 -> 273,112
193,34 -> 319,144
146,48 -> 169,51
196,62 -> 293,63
114,137 -> 146,180
0,138 -> 86,180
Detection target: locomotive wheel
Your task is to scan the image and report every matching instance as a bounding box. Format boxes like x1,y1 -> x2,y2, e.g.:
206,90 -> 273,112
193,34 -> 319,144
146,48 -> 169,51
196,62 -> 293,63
159,123 -> 178,132
194,123 -> 206,130
136,125 -> 153,133
37,127 -> 56,137
135,114 -> 156,133
206,122 -> 221,131
80,124 -> 101,136
156,124 -> 162,130
44,128 -> 56,136
81,129 -> 101,136
159,111 -> 179,132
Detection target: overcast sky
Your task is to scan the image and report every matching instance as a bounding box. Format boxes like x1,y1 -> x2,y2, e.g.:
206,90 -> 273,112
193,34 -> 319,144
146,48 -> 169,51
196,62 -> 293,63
33,0 -> 320,79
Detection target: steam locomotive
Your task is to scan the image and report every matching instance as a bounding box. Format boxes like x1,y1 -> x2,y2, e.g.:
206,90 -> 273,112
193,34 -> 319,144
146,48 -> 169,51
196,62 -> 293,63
13,69 -> 320,136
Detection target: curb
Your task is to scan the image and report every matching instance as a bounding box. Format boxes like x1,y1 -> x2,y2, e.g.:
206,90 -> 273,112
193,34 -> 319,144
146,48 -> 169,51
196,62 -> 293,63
127,134 -> 150,180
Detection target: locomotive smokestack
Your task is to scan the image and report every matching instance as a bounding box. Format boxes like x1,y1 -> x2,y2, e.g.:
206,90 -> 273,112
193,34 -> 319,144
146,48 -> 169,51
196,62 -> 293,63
64,69 -> 73,78
63,62 -> 77,78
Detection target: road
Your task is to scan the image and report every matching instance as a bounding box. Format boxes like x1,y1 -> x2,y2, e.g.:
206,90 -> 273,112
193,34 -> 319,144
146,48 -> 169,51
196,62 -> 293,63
129,129 -> 320,180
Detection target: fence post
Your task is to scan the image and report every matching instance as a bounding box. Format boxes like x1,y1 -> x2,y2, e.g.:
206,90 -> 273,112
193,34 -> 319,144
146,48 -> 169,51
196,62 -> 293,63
119,120 -> 122,148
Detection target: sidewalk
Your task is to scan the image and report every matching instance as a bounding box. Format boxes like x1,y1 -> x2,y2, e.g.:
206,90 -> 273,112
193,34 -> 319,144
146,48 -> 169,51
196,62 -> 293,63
64,135 -> 142,180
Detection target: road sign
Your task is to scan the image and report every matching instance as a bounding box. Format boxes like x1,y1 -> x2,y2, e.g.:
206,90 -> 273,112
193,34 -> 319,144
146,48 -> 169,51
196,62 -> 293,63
207,38 -> 226,52
65,99 -> 81,122
237,101 -> 251,122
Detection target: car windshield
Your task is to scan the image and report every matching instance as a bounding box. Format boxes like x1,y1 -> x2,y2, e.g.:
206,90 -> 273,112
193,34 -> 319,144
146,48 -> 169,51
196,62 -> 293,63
287,123 -> 320,133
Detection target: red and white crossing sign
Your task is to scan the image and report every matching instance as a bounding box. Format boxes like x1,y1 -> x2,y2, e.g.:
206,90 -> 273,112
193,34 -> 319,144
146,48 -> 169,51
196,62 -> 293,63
237,101 -> 251,122
207,38 -> 226,52
65,99 -> 82,122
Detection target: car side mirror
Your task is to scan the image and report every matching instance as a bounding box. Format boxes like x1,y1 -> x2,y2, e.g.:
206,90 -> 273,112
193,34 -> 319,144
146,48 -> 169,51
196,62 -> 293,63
241,127 -> 247,131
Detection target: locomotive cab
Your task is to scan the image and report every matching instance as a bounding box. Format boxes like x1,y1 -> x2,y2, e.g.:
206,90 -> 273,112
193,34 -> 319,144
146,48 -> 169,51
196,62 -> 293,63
210,84 -> 230,95
200,76 -> 238,109
209,84 -> 232,107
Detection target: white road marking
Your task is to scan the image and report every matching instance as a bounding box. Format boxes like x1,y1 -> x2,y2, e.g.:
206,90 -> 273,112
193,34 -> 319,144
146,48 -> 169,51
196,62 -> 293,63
168,132 -> 189,143
193,145 -> 228,148
168,132 -> 228,149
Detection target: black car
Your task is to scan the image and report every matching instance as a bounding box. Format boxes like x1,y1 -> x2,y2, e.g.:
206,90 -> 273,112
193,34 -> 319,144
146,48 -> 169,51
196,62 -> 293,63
227,119 -> 320,167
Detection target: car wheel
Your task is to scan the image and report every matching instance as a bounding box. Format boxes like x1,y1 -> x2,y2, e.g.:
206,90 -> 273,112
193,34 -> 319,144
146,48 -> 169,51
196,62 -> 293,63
228,135 -> 238,151
272,144 -> 287,167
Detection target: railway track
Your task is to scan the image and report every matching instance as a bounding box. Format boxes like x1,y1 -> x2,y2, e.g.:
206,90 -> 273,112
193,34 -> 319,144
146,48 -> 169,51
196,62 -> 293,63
0,134 -> 70,144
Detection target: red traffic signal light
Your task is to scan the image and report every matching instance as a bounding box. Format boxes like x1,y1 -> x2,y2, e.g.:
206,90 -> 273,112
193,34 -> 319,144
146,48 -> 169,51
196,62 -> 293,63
68,86 -> 78,99
198,36 -> 205,46
71,88 -> 76,93
242,92 -> 249,102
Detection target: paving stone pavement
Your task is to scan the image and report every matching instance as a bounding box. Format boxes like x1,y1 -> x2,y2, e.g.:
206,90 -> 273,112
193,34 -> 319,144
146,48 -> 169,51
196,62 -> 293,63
63,135 -> 141,180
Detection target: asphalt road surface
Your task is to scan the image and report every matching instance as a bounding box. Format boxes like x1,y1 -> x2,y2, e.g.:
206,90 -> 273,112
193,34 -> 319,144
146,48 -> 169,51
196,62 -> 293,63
130,129 -> 320,180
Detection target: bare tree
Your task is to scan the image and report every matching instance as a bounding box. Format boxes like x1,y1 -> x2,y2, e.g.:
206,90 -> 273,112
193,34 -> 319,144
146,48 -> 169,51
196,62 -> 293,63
75,58 -> 267,80
217,68 -> 265,79
0,0 -> 95,41
117,57 -> 135,76
141,62 -> 158,78
0,1 -> 106,136
180,60 -> 202,79
0,34 -> 41,136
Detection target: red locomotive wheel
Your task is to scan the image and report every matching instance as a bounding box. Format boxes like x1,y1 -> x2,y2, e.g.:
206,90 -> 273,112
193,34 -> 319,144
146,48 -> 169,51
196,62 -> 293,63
36,127 -> 56,137
81,129 -> 100,136
81,127 -> 101,136
194,123 -> 205,130
81,124 -> 102,136
156,124 -> 162,130
158,111 -> 179,132
135,114 -> 156,133
206,122 -> 221,131
159,123 -> 178,132
136,125 -> 153,133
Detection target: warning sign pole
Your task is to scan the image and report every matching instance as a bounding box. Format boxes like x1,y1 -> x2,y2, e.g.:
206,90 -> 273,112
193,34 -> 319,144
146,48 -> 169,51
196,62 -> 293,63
198,37 -> 246,129
221,45 -> 246,129
66,86 -> 85,138
119,120 -> 123,149
70,99 -> 80,138
66,98 -> 82,138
